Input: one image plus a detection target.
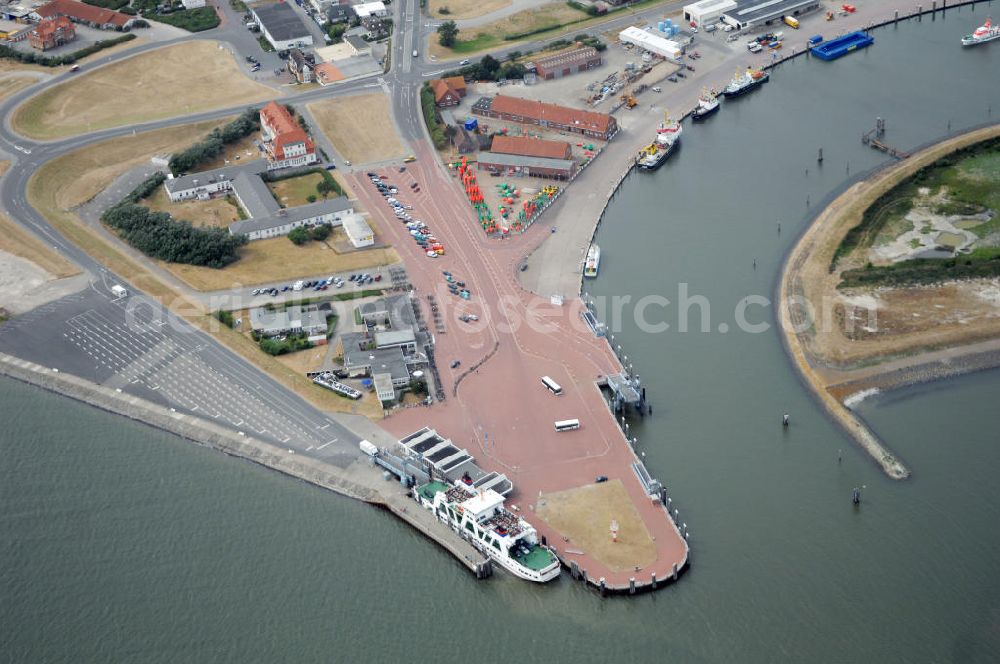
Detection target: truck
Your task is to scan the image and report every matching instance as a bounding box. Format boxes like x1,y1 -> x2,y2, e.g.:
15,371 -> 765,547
359,439 -> 378,457
110,284 -> 127,299
784,16 -> 800,29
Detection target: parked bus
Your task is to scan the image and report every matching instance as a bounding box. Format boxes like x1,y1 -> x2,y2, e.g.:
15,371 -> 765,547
554,419 -> 580,432
541,376 -> 563,395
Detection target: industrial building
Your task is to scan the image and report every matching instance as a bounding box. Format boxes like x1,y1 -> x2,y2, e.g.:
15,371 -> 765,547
251,2 -> 312,51
720,0 -> 821,30
249,305 -> 329,341
683,0 -> 737,26
471,95 -> 617,141
490,135 -> 572,161
528,46 -> 603,80
618,26 -> 683,59
477,152 -> 577,180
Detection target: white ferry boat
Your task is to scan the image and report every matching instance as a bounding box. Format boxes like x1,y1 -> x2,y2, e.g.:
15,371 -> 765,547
962,17 -> 1000,46
584,243 -> 601,278
414,480 -> 561,583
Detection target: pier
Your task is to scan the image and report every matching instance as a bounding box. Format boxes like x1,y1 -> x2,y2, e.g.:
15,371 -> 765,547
862,117 -> 911,159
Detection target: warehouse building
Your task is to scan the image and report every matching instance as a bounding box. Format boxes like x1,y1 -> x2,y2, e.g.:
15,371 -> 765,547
528,46 -> 603,80
720,0 -> 821,29
342,213 -> 375,248
471,95 -> 617,141
618,26 -> 683,59
477,152 -> 577,180
683,0 -> 737,26
490,135 -> 572,160
252,2 -> 312,51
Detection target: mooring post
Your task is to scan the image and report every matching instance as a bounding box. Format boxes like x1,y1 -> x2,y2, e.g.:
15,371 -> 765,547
651,572 -> 658,590
571,561 -> 580,580
931,1 -> 936,12
672,563 -> 679,581
599,577 -> 607,597
895,9 -> 899,23
817,147 -> 823,163
918,5 -> 922,20
629,578 -> 636,595
581,568 -> 588,585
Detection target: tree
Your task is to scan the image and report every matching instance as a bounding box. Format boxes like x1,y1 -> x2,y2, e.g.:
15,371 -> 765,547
288,227 -> 311,245
437,20 -> 458,47
310,224 -> 331,241
316,178 -> 338,198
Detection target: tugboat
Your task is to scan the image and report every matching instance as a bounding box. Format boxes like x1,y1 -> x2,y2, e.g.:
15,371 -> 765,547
962,17 -> 1000,46
721,68 -> 769,98
691,89 -> 720,121
636,112 -> 682,171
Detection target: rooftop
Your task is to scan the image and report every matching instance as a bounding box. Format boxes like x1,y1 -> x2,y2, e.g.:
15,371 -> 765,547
530,46 -> 601,70
728,0 -> 820,24
228,196 -> 353,236
490,135 -> 572,160
479,151 -> 576,172
35,0 -> 131,27
253,2 -> 310,42
233,171 -> 280,219
163,160 -> 268,194
474,95 -> 615,135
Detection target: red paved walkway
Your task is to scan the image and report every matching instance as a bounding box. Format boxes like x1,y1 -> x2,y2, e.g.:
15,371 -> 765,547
348,145 -> 687,587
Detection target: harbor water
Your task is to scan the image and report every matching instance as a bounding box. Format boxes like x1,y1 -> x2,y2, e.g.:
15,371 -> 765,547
3,8 -> 1000,663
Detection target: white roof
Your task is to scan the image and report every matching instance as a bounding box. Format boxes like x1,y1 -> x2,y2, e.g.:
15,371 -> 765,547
460,489 -> 505,518
342,212 -> 373,239
353,1 -> 385,17
618,26 -> 683,56
683,0 -> 737,12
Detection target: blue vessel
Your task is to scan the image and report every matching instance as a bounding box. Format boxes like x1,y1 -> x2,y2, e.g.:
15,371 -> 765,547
811,31 -> 874,60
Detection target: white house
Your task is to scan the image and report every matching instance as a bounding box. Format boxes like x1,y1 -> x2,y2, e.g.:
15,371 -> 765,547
682,0 -> 737,26
228,197 -> 355,241
342,213 -> 374,248
181,0 -> 206,8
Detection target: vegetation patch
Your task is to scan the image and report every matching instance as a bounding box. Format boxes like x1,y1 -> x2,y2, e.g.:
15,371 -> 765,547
149,7 -> 220,32
839,247 -> 1000,288
169,108 -> 260,173
102,173 -> 246,268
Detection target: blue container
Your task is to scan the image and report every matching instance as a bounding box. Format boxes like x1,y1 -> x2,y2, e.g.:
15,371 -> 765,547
464,118 -> 478,131
658,21 -> 666,32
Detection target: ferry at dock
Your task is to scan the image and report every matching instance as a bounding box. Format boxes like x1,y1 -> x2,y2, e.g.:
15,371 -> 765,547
691,89 -> 720,121
413,480 -> 561,583
584,243 -> 600,278
962,18 -> 1000,46
636,112 -> 682,170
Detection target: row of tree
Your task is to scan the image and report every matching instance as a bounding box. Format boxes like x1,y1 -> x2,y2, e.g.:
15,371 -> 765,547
168,107 -> 260,174
102,174 -> 245,269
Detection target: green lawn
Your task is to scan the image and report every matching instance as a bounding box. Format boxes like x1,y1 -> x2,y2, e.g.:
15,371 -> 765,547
267,172 -> 325,208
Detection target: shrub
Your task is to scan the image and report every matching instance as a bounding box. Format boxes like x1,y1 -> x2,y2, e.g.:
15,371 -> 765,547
310,224 -> 331,241
150,7 -> 220,32
288,227 -> 311,245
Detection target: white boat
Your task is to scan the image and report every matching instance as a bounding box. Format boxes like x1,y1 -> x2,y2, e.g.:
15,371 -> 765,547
692,90 -> 720,121
584,243 -> 601,278
636,112 -> 682,171
962,17 -> 1000,46
413,480 -> 561,583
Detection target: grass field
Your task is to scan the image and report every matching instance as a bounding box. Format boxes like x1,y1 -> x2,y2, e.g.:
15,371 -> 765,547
308,93 -> 406,164
429,2 -> 589,56
143,187 -> 241,228
12,41 -> 275,140
0,75 -> 38,102
536,480 -> 656,573
268,172 -> 325,207
161,238 -> 401,292
429,0 -> 510,20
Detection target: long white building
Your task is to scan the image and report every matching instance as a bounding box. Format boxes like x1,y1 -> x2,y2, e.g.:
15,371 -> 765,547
618,26 -> 683,59
683,0 -> 737,26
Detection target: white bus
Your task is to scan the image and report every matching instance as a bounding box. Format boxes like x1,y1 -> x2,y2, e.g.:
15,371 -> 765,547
554,419 -> 580,432
541,376 -> 563,395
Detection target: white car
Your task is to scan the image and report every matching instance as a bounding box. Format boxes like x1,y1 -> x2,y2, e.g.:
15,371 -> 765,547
459,59 -> 470,65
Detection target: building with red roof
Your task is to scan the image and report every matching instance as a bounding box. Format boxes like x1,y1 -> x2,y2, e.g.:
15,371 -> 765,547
430,76 -> 467,107
259,101 -> 318,171
471,94 -> 617,140
29,15 -> 75,51
32,0 -> 133,30
490,135 -> 572,161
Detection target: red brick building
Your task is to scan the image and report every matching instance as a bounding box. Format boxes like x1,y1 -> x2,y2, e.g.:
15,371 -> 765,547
259,101 -> 317,171
490,135 -> 573,160
33,0 -> 133,30
529,46 -> 603,80
430,76 -> 467,107
471,94 -> 617,140
29,15 -> 75,51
